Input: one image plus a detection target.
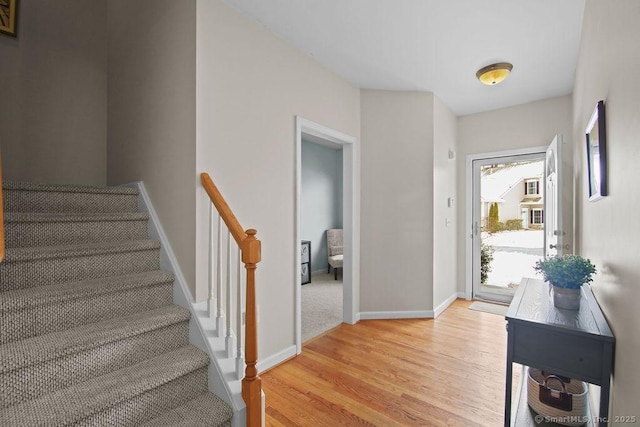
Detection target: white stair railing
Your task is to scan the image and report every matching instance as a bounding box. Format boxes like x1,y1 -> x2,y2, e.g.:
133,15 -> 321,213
201,173 -> 262,427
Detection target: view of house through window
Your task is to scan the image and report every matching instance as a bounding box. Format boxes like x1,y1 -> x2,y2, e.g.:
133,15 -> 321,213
478,159 -> 545,301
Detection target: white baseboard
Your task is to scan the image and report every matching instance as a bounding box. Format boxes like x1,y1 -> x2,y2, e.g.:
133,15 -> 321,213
434,292 -> 465,318
359,310 -> 434,320
257,345 -> 297,374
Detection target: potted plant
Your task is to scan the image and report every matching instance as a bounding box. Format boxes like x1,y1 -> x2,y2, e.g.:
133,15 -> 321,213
534,255 -> 597,310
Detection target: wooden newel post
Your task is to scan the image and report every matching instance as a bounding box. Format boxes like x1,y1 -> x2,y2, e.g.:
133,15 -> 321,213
241,229 -> 262,427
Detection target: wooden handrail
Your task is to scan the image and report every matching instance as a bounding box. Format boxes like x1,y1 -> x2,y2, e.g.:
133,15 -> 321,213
201,173 -> 247,246
0,152 -> 4,263
201,172 -> 262,427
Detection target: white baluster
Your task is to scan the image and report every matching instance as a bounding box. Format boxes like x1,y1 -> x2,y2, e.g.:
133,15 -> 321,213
207,204 -> 215,318
225,229 -> 234,358
216,215 -> 224,336
236,245 -> 244,380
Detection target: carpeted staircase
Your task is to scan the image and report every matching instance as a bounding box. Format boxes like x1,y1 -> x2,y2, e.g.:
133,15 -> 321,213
0,181 -> 233,426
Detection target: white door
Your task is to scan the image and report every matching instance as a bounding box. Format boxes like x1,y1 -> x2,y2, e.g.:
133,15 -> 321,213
544,135 -> 563,258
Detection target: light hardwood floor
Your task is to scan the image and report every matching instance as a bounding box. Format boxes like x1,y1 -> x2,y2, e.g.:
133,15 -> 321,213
262,299 -> 518,426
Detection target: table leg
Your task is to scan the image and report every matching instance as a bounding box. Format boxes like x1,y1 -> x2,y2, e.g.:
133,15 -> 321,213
599,379 -> 610,427
597,343 -> 613,426
505,323 -> 514,427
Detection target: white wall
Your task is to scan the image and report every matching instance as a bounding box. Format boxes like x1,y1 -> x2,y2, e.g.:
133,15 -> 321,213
0,0 -> 107,186
433,96 -> 458,310
456,96 -> 573,293
301,141 -> 343,274
501,185 -> 526,222
107,0 -> 197,292
196,0 -> 360,362
360,90 -> 434,315
572,0 -> 640,418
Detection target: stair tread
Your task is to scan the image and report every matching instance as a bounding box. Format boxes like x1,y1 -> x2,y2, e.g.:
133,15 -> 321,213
0,270 -> 174,311
2,239 -> 160,262
2,181 -> 138,195
4,211 -> 149,223
0,304 -> 189,374
141,392 -> 233,427
0,346 -> 208,426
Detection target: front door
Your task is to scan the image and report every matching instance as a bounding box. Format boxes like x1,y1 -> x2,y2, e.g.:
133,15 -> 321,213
544,135 -> 564,258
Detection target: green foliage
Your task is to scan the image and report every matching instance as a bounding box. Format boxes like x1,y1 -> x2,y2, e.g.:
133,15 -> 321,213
489,203 -> 498,221
534,255 -> 597,289
480,244 -> 494,284
486,219 -> 506,233
505,219 -> 523,231
486,203 -> 501,233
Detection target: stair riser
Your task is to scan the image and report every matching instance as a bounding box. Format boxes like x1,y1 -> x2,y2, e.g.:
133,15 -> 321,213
0,249 -> 161,291
1,284 -> 173,344
3,190 -> 138,213
5,219 -> 149,248
76,367 -> 208,427
0,322 -> 190,409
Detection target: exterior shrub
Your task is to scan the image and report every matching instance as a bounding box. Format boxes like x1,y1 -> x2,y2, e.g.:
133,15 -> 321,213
505,219 -> 523,230
480,243 -> 494,284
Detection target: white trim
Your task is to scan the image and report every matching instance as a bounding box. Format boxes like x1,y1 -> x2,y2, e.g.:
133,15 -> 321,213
433,292 -> 463,318
465,146 -> 547,301
359,310 -> 434,320
257,345 -> 297,374
295,116 -> 358,355
122,181 -> 245,420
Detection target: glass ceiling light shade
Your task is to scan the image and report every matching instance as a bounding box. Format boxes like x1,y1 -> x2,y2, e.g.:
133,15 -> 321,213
476,62 -> 513,85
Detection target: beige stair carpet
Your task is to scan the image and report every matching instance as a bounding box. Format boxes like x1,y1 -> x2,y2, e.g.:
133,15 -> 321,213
0,181 -> 232,426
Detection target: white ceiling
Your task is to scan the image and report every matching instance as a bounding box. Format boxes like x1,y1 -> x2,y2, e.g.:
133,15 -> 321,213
223,0 -> 586,116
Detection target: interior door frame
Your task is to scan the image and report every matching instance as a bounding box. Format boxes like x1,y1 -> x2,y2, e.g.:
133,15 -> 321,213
295,116 -> 358,355
465,146 -> 547,300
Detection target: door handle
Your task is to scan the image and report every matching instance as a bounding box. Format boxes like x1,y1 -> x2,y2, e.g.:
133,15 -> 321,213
550,244 -> 570,250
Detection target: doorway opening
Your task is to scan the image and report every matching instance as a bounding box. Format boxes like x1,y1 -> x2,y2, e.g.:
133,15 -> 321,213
466,147 -> 547,303
295,117 -> 357,354
300,138 -> 343,342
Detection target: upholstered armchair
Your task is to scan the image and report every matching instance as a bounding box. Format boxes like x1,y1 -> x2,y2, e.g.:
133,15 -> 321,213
326,229 -> 343,280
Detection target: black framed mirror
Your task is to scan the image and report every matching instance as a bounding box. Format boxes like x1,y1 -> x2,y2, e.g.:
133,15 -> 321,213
586,100 -> 607,201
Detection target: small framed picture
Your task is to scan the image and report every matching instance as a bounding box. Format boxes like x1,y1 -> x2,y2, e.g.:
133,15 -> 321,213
585,100 -> 607,201
301,263 -> 310,285
0,0 -> 18,38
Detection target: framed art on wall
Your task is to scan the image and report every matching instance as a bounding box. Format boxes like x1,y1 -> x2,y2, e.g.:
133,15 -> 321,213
0,0 -> 17,37
586,100 -> 607,201
0,0 -> 18,37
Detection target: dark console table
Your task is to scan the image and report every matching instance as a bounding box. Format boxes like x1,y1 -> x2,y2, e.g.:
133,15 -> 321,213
505,278 -> 615,426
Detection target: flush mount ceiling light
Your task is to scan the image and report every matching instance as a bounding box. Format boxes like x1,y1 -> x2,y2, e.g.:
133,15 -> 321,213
476,62 -> 513,85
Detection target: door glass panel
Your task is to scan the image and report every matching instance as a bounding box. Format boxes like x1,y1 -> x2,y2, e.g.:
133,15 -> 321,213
475,158 -> 545,302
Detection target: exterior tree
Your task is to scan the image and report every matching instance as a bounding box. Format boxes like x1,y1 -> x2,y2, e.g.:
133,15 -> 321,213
487,202 -> 500,233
